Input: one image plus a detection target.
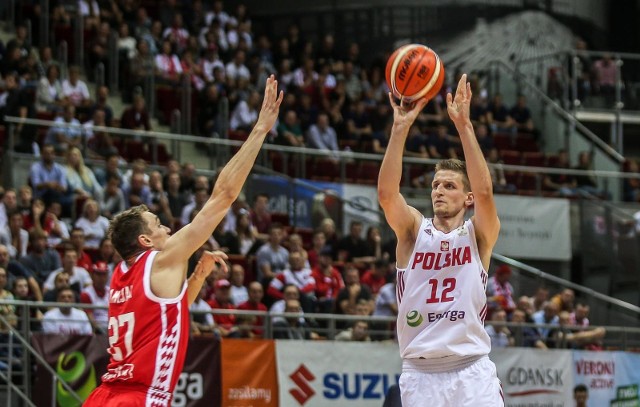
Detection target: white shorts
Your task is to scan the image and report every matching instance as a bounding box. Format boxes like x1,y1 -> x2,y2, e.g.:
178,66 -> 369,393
399,356 -> 504,407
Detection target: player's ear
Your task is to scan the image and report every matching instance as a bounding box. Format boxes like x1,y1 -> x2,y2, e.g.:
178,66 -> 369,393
137,234 -> 153,248
464,192 -> 474,208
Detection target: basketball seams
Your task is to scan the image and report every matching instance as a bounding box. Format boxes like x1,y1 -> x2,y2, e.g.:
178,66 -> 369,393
411,56 -> 443,101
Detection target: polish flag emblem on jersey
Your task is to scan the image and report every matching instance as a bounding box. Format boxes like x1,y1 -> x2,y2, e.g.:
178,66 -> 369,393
440,241 -> 450,251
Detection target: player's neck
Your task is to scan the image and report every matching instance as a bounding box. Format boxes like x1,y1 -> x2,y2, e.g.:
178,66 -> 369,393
432,215 -> 464,234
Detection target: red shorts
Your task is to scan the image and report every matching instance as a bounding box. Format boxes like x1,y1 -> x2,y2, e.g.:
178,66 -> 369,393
84,382 -> 173,406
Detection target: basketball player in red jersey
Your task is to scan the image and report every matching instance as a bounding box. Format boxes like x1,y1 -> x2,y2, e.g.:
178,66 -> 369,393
378,74 -> 503,406
84,75 -> 283,406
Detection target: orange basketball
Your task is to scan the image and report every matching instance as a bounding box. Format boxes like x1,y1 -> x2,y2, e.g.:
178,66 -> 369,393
385,44 -> 445,103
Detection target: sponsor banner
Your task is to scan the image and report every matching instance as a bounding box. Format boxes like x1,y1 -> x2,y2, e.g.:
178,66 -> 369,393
341,184 -> 380,235
31,334 -> 219,407
492,348 -> 573,406
221,339 -> 278,407
573,351 -> 640,406
252,175 -> 341,229
276,340 -> 401,407
494,195 -> 571,260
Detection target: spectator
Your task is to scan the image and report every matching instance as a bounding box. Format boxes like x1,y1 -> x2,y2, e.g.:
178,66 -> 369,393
510,95 -> 536,135
532,286 -> 549,312
96,174 -> 126,219
250,193 -> 272,237
306,112 -> 339,160
43,202 -> 70,248
91,86 -> 114,126
574,151 -> 605,198
42,270 -> 71,302
62,66 -> 92,108
207,279 -> 238,337
236,281 -> 268,337
42,287 -> 92,335
95,238 -> 117,274
65,147 -> 103,201
484,309 -> 514,348
337,265 -> 373,318
43,248 -> 92,296
85,109 -> 118,159
45,105 -> 83,154
486,93 -> 515,135
361,259 -> 389,296
475,123 -> 494,154
0,267 -> 17,331
180,187 -> 208,227
229,90 -> 260,132
372,276 -> 398,340
267,251 -> 315,311
307,231 -> 326,269
311,245 -> 344,313
19,228 -> 62,285
592,54 -> 617,105
225,49 -> 251,87
427,125 -> 459,160
117,23 -> 137,60
550,288 -> 575,313
0,189 -> 18,230
255,223 -> 289,285
190,284 -> 216,336
0,211 -> 28,259
36,64 -> 66,112
549,311 -> 606,349
123,172 -> 152,208
80,261 -> 110,334
30,145 -> 70,215
94,154 -> 124,187
335,320 -> 371,342
511,309 -> 547,349
233,210 -> 258,256
574,384 -> 589,407
0,72 -> 37,154
121,95 -> 152,131
272,298 -> 319,340
404,125 -> 429,158
486,264 -> 516,316
0,244 -> 42,301
229,264 -> 248,305
363,226 -> 383,262
336,220 -> 369,263
69,228 -> 94,271
345,100 -> 373,142
12,276 -> 43,331
74,200 -> 109,249
155,40 -> 183,83
532,301 -> 560,344
165,172 -> 190,223
287,233 -> 309,267
148,171 -> 173,227
274,109 -> 305,147
130,39 -> 156,93
571,303 -> 590,327
543,149 -> 577,197
197,84 -> 222,139
487,148 -> 517,194
516,295 -> 535,319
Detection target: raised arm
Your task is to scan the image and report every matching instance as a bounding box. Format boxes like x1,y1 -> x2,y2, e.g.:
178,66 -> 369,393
447,74 -> 500,265
154,76 -> 283,281
377,94 -> 428,268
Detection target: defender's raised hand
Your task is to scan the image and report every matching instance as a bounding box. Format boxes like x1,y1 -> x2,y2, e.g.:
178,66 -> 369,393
256,75 -> 284,131
447,73 -> 472,125
192,250 -> 229,281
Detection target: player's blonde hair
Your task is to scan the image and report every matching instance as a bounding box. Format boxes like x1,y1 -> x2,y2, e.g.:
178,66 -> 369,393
435,159 -> 471,192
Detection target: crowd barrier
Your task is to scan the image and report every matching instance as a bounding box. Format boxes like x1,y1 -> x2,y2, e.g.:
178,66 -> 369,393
28,334 -> 640,407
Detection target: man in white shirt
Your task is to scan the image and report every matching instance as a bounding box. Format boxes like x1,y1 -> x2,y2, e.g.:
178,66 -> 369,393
61,66 -> 91,108
43,248 -> 92,295
42,287 -> 93,335
306,113 -> 339,160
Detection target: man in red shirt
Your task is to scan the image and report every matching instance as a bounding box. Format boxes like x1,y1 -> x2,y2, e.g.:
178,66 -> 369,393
237,281 -> 267,337
360,258 -> 389,296
207,278 -> 238,337
311,245 -> 344,313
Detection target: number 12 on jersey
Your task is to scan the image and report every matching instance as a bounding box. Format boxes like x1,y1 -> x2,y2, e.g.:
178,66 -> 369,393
426,278 -> 456,303
108,312 -> 135,361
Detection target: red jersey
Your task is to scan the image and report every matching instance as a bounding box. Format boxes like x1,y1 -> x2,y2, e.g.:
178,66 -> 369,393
311,267 -> 345,299
102,250 -> 189,405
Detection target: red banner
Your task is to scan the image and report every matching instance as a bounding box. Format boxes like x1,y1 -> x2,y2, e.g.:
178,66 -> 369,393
31,334 -> 220,407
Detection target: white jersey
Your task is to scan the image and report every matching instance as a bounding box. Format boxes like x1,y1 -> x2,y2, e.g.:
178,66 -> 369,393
397,218 -> 490,365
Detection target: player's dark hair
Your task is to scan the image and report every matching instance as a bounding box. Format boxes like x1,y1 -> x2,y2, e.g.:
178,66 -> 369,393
109,205 -> 151,260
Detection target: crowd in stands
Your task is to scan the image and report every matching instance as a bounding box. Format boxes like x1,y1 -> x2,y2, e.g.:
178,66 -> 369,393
0,1 -> 619,351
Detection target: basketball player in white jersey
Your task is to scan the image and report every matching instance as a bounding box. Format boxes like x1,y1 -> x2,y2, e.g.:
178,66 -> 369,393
378,74 -> 504,406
